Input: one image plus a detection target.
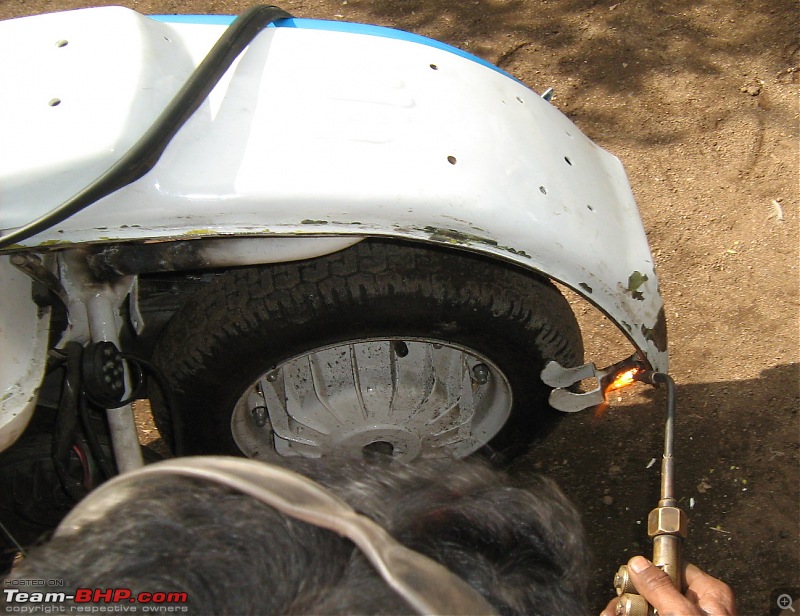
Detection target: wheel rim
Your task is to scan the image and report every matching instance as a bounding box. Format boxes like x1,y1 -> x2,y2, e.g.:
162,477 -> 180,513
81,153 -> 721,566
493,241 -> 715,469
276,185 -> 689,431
230,338 -> 513,461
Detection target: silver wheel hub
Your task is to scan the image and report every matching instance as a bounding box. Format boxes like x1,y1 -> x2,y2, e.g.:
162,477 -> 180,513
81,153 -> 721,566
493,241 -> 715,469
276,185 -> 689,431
231,339 -> 512,461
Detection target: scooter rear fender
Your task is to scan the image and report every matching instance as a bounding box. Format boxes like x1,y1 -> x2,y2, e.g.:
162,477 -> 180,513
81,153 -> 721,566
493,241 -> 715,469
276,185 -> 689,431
0,256 -> 51,451
0,9 -> 667,388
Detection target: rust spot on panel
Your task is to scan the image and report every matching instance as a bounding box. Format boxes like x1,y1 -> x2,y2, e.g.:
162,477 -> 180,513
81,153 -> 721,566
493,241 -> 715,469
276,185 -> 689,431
641,307 -> 668,352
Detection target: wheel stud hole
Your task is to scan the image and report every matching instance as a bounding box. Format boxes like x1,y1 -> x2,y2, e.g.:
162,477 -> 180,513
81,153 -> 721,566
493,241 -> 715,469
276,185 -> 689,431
392,340 -> 409,357
363,441 -> 394,459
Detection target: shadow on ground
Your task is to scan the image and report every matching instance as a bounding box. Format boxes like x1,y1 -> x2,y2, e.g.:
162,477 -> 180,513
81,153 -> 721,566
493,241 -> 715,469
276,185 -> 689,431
509,362 -> 799,615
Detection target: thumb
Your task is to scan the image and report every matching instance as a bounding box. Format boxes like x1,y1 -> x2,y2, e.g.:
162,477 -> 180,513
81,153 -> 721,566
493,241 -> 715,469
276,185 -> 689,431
627,556 -> 698,615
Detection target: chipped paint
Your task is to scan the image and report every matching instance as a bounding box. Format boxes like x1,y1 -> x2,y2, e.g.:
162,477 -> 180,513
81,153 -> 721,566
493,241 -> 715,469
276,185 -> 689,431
36,239 -> 69,247
301,219 -> 329,225
419,227 -> 532,259
505,247 -> 531,258
579,282 -> 593,293
185,229 -> 217,236
626,270 -> 649,301
641,307 -> 668,352
423,226 -> 498,246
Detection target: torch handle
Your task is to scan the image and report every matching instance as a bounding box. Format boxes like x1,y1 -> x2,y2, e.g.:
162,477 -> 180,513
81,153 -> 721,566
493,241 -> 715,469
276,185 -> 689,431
614,372 -> 687,615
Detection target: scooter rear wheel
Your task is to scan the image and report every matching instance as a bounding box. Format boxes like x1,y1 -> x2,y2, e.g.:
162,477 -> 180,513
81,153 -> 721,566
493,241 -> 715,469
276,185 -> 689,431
150,239 -> 583,461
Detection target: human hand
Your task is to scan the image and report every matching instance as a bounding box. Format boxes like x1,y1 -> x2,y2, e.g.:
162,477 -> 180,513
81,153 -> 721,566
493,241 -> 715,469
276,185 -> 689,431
600,556 -> 736,616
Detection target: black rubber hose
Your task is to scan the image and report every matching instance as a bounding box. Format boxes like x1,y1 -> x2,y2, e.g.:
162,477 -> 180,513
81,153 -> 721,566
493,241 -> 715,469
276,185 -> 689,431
51,342 -> 86,500
0,5 -> 292,250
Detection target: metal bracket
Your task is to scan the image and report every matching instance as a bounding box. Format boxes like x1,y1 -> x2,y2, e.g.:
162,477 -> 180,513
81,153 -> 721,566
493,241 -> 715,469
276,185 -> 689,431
542,361 -> 606,413
541,355 -> 645,413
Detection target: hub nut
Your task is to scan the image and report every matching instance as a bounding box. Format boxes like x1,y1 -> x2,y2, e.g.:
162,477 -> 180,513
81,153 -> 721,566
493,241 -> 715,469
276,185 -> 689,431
647,506 -> 688,538
251,406 -> 269,428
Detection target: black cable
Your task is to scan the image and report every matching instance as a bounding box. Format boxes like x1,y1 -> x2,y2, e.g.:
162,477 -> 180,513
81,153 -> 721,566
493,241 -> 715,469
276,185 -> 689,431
0,519 -> 26,559
78,393 -> 117,480
51,342 -> 87,501
0,5 -> 292,250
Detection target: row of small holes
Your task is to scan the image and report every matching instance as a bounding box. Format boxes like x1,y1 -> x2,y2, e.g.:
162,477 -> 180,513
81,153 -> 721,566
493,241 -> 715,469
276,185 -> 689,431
428,59 -> 586,211
51,40 -> 68,105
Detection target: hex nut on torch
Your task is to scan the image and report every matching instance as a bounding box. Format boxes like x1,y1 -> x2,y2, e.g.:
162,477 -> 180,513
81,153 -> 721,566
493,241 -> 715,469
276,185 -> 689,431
647,506 -> 688,538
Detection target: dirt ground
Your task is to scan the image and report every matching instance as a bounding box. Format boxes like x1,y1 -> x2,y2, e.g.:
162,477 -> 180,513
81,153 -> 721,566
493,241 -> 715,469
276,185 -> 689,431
3,0 -> 798,613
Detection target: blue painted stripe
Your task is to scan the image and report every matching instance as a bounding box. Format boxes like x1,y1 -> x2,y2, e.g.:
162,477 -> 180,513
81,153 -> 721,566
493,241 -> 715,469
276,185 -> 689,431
149,15 -> 519,81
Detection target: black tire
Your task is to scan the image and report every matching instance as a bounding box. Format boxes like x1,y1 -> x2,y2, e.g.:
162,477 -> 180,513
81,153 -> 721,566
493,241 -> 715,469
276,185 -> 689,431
0,422 -> 161,573
0,434 -> 77,572
150,239 -> 583,460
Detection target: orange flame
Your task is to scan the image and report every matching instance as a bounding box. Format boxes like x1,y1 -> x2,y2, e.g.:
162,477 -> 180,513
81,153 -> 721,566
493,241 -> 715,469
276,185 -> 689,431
594,366 -> 644,418
607,367 -> 641,392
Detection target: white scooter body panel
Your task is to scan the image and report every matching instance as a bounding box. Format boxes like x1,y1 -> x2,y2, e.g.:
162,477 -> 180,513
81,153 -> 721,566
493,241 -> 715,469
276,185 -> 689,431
0,8 -> 666,378
0,257 -> 50,450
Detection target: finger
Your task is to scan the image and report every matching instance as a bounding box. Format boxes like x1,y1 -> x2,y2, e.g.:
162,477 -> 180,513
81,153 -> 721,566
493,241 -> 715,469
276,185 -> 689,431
600,596 -> 620,616
627,556 -> 701,615
683,562 -> 738,616
684,562 -> 707,588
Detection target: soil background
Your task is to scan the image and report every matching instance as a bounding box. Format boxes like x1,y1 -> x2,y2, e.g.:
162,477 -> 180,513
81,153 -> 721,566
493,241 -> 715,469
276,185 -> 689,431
2,0 -> 798,614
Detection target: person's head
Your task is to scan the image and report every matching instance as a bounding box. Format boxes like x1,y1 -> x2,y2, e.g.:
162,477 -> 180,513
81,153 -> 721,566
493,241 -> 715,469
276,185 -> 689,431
6,456 -> 589,615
